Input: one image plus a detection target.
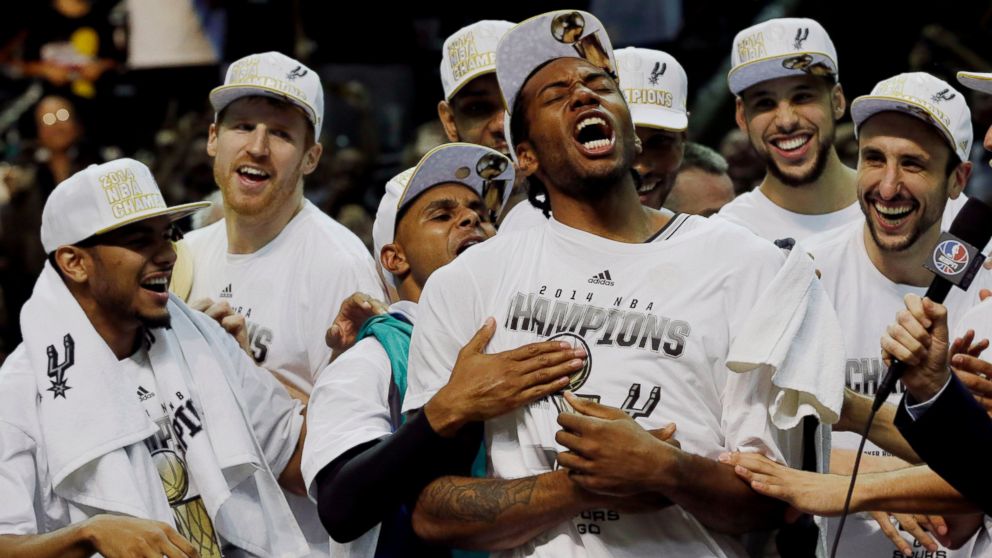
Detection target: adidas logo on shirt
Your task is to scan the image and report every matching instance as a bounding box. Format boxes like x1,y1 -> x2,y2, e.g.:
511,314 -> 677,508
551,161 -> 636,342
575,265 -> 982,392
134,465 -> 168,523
220,284 -> 233,298
588,270 -> 615,286
137,385 -> 155,401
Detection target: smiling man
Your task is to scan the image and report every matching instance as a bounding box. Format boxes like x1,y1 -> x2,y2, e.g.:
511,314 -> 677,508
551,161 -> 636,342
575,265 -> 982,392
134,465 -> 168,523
804,72 -> 991,557
400,10 -> 842,557
184,51 -> 384,555
0,158 -> 310,558
716,18 -> 862,243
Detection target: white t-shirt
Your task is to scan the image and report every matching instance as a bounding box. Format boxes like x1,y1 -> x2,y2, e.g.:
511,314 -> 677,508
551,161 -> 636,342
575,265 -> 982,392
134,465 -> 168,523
715,187 -> 862,243
186,199 -> 384,393
0,311 -> 303,548
808,220 -> 990,557
404,214 -> 799,558
302,300 -> 417,558
499,199 -> 550,234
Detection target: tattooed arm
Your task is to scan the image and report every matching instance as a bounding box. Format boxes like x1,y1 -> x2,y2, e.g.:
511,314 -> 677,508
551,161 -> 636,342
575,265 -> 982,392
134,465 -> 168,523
412,469 -> 609,550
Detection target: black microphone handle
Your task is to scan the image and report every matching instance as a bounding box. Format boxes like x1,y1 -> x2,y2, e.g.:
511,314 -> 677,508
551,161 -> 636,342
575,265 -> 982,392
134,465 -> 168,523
872,278 -> 954,411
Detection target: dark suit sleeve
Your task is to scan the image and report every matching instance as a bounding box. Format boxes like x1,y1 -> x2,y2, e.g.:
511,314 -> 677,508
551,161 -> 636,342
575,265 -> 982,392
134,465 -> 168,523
895,374 -> 992,515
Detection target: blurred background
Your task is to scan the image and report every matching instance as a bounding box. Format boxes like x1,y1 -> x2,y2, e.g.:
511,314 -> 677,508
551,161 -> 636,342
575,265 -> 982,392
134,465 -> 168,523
0,0 -> 989,356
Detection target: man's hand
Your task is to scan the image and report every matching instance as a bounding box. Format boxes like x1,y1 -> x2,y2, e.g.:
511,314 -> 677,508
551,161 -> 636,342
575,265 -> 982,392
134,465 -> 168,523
325,292 -> 389,358
424,318 -> 586,437
81,515 -> 198,558
880,295 -> 950,402
723,451 -> 846,517
190,298 -> 250,355
949,329 -> 992,416
555,392 -> 678,497
868,511 -> 947,556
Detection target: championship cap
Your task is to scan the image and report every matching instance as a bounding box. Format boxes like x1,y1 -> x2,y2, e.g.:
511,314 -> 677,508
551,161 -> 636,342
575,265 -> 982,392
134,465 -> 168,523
209,51 -> 324,137
440,20 -> 515,101
373,144 -> 514,287
615,47 -> 688,131
851,72 -> 972,162
728,18 -> 838,95
496,10 -> 618,116
41,158 -> 209,253
957,71 -> 992,95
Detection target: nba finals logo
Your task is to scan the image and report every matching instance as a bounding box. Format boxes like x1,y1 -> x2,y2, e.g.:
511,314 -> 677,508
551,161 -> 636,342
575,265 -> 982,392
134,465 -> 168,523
99,168 -> 164,219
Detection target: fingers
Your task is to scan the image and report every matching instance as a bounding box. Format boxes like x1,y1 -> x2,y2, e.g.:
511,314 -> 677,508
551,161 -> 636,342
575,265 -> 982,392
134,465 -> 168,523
648,423 -> 677,442
921,298 -> 949,342
949,330 -> 972,358
871,511 -> 913,556
462,318 -> 496,355
563,390 -> 627,420
557,410 -> 601,435
515,375 -> 571,406
504,338 -> 584,365
968,338 -> 990,358
557,450 -> 595,474
880,328 -> 925,366
518,348 -> 587,377
980,288 -> 992,301
555,429 -> 589,455
896,308 -> 932,349
189,297 -> 214,312
903,294 -> 929,328
164,527 -> 198,558
895,513 -> 939,553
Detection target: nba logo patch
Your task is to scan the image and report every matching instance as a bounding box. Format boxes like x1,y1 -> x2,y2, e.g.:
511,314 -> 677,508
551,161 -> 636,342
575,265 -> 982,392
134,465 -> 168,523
933,239 -> 969,275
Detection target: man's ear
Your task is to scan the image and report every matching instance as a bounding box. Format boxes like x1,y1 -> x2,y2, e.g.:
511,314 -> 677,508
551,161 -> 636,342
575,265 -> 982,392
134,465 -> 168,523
301,143 -> 323,175
55,246 -> 90,284
380,243 -> 410,280
515,140 -> 539,177
948,161 -> 973,200
831,83 -> 847,121
207,122 -> 219,157
437,100 -> 460,143
734,97 -> 748,134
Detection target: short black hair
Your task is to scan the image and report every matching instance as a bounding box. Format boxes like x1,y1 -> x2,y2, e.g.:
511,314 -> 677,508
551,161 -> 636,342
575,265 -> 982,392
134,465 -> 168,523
510,88 -> 554,218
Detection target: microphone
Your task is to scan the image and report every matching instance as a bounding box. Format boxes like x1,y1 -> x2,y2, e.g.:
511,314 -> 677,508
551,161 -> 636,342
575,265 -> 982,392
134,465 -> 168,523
873,197 -> 992,411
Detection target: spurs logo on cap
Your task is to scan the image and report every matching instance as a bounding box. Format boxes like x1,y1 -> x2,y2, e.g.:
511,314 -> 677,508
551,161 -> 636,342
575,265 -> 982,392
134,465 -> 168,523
931,88 -> 956,103
648,62 -> 666,85
793,27 -> 809,49
286,65 -> 308,80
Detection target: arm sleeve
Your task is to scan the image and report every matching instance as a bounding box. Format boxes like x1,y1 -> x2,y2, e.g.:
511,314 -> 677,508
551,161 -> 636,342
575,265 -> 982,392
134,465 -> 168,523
301,339 -> 393,499
402,263 -> 483,413
314,412 -> 482,543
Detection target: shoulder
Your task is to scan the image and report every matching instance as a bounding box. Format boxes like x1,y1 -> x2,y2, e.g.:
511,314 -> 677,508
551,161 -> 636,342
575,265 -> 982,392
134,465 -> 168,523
803,220 -> 859,262
184,219 -> 225,252
317,337 -> 390,388
715,190 -> 760,218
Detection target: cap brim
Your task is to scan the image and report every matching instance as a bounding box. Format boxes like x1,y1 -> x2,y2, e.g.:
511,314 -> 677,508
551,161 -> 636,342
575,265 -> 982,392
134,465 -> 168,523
728,52 -> 837,95
445,68 -> 498,102
629,105 -> 688,132
92,202 -> 212,237
209,85 -> 318,129
957,71 -> 992,95
851,96 -> 959,157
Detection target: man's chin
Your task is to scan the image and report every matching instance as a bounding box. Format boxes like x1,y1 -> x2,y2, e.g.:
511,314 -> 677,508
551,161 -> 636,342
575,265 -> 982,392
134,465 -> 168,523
140,312 -> 172,330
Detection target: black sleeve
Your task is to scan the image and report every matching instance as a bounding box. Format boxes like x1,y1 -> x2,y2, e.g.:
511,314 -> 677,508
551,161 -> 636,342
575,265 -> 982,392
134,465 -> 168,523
895,374 -> 992,515
314,410 -> 481,543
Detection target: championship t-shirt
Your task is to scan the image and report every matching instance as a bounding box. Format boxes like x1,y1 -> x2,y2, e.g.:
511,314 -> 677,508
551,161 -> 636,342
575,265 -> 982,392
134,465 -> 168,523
715,188 -> 862,243
808,220 -> 990,558
404,214 -> 813,558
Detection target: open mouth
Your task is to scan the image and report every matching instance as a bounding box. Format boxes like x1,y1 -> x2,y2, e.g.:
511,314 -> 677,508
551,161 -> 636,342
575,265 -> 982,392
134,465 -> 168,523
771,134 -> 811,153
573,115 -> 615,154
141,276 -> 169,293
237,165 -> 271,185
871,199 -> 917,227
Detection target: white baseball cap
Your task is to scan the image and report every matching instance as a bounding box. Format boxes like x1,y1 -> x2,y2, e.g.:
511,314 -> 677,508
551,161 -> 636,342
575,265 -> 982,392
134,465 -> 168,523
616,47 -> 688,131
957,71 -> 992,95
728,18 -> 838,95
373,143 -> 514,288
41,158 -> 209,253
851,72 -> 972,162
210,51 -> 324,138
496,10 -> 618,116
440,20 -> 515,101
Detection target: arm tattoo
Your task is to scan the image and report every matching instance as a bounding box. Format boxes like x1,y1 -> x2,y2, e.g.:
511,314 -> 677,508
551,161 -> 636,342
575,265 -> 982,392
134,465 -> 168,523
422,477 -> 538,522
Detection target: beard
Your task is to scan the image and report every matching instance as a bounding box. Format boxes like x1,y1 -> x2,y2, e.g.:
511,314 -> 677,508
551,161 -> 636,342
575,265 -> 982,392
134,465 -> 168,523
536,133 -> 636,202
139,312 -> 172,330
758,127 -> 835,187
860,182 -> 947,253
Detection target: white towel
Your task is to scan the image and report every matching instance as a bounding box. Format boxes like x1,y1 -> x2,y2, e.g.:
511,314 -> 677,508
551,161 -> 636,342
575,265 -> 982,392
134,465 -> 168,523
21,263 -> 308,557
726,245 -> 845,430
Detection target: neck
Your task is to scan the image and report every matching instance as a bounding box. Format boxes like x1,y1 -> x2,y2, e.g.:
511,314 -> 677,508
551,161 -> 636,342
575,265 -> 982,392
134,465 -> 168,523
396,278 -> 421,304
71,289 -> 141,360
547,171 -> 668,243
225,194 -> 304,254
759,150 -> 857,215
48,152 -> 73,184
863,223 -> 941,287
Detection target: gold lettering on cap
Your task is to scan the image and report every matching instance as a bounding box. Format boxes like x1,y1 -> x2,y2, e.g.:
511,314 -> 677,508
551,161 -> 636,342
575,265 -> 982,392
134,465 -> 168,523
737,32 -> 767,64
99,168 -> 165,219
875,76 -> 951,127
227,56 -> 307,100
448,34 -> 496,81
